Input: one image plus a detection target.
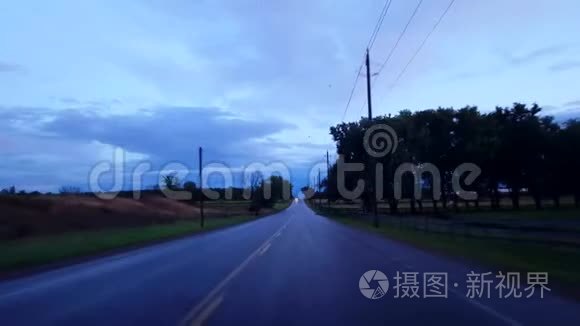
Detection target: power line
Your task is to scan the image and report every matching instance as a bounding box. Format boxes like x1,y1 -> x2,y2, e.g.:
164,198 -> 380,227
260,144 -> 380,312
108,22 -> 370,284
359,0 -> 425,115
367,0 -> 393,50
341,60 -> 364,122
375,0 -> 424,77
388,0 -> 456,90
341,0 -> 393,122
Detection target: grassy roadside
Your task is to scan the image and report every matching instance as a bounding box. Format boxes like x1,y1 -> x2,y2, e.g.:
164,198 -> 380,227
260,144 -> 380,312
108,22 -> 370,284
0,201 -> 292,274
310,204 -> 580,297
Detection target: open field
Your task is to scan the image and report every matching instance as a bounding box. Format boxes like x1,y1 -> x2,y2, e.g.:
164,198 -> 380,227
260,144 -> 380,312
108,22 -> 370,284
0,194 -> 284,240
311,196 -> 580,245
310,202 -> 580,296
0,216 -> 253,273
313,195 -> 579,213
0,195 -> 197,240
0,195 -> 291,273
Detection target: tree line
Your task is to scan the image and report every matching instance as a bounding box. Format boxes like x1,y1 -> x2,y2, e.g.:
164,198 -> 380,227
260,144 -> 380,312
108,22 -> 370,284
161,173 -> 293,212
2,173 -> 294,213
325,103 -> 580,213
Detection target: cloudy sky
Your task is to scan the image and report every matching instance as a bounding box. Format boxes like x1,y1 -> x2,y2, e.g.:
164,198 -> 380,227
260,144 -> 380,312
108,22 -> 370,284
1,0 -> 579,192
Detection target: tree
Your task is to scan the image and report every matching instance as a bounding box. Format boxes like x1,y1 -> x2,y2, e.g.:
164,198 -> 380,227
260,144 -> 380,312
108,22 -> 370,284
59,186 -> 81,195
301,186 -> 316,199
247,172 -> 264,214
328,102 -> 579,214
266,175 -> 292,203
162,174 -> 181,191
492,103 -> 546,209
323,163 -> 340,203
330,120 -> 372,212
183,181 -> 198,202
0,186 -> 16,195
561,119 -> 580,207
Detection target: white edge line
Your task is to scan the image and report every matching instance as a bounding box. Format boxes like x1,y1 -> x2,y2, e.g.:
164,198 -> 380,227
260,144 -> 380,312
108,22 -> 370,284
450,289 -> 522,326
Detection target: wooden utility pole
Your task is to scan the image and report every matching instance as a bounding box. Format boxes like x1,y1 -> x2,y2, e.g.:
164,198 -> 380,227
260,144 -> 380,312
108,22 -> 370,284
316,169 -> 319,208
365,48 -> 373,120
199,146 -> 205,228
326,150 -> 330,208
365,48 -> 379,228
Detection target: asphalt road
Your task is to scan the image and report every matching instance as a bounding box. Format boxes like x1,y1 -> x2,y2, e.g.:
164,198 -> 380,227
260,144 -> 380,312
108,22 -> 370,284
1,200 -> 579,325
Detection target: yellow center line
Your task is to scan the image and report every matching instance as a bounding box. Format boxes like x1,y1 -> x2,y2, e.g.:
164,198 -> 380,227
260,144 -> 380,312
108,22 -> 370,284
178,217 -> 292,326
190,295 -> 224,326
258,243 -> 272,256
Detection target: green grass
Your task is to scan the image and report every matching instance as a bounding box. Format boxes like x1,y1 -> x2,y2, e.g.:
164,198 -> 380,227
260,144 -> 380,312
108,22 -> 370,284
0,199 -> 293,273
203,199 -> 292,213
0,216 -> 257,273
272,200 -> 292,211
204,200 -> 253,206
312,205 -> 580,294
454,207 -> 580,220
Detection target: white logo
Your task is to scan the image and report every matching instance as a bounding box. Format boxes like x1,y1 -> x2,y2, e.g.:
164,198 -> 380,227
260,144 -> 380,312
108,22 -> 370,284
359,270 -> 389,299
363,124 -> 398,158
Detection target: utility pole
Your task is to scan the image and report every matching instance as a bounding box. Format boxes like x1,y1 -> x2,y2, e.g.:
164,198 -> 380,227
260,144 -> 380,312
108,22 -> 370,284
311,177 -> 315,204
326,150 -> 330,208
199,146 -> 204,228
365,48 -> 373,120
318,169 -> 321,208
365,48 -> 379,228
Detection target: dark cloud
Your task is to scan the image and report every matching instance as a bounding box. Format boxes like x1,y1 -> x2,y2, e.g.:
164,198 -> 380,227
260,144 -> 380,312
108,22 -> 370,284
112,0 -> 377,118
564,100 -> 580,107
503,44 -> 571,66
57,97 -> 123,107
0,106 -> 297,165
450,44 -> 576,82
0,105 -> 314,190
549,61 -> 580,72
58,97 -> 81,105
553,108 -> 580,123
446,68 -> 497,82
539,101 -> 580,123
0,61 -> 24,73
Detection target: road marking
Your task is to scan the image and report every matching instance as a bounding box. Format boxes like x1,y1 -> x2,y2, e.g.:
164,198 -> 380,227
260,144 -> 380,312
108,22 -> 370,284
259,243 -> 271,256
190,295 -> 224,326
450,289 -> 522,326
179,218 -> 292,326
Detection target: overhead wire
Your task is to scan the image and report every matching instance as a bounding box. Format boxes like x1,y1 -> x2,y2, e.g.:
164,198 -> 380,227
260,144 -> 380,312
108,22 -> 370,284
388,0 -> 456,90
341,0 -> 393,122
358,0 -> 425,115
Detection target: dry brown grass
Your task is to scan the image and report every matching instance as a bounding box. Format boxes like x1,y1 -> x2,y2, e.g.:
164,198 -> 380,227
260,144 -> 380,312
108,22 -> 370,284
0,195 -> 259,240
